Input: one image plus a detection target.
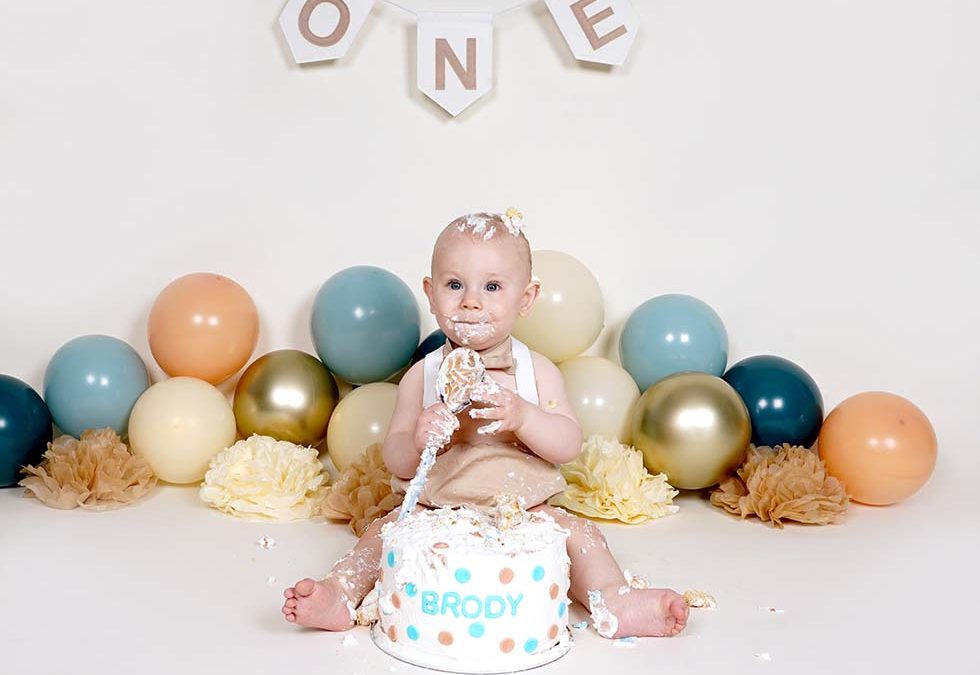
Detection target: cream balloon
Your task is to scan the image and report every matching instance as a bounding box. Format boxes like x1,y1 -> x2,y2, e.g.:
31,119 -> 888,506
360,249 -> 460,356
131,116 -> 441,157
513,250 -> 604,363
128,377 -> 237,484
326,382 -> 399,472
558,356 -> 640,444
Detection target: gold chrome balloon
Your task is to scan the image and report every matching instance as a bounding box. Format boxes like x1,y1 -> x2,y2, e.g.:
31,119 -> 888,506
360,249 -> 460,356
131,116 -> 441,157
233,350 -> 339,446
631,373 -> 751,490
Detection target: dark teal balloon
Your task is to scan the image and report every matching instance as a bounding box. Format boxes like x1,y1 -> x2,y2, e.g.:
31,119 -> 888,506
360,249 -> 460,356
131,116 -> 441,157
0,375 -> 52,487
619,294 -> 729,391
311,266 -> 420,384
723,355 -> 823,448
43,335 -> 150,439
411,329 -> 447,365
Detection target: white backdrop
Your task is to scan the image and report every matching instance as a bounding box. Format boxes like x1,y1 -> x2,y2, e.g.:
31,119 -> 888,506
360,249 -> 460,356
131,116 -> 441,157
2,1 -> 979,671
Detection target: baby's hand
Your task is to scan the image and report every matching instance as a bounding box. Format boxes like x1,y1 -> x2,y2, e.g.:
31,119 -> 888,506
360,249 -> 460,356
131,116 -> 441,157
468,381 -> 530,435
413,402 -> 460,453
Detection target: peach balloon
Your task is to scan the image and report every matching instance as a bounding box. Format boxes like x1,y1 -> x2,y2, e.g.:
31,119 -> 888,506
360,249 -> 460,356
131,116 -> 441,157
148,273 -> 259,385
818,392 -> 937,506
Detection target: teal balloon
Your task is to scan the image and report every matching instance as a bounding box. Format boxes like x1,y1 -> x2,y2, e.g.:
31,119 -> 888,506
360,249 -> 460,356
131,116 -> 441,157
311,266 -> 420,384
619,294 -> 728,391
723,355 -> 824,448
43,335 -> 150,438
0,375 -> 52,487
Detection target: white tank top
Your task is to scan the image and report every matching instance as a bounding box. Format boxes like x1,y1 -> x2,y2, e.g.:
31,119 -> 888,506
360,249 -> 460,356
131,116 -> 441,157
422,337 -> 538,407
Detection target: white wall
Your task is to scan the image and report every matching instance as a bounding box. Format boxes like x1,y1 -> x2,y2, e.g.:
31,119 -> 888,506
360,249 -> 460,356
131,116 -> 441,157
2,1 -> 977,483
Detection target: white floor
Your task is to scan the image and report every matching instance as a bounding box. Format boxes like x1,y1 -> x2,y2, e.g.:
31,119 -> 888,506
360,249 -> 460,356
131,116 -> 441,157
2,450 -> 975,675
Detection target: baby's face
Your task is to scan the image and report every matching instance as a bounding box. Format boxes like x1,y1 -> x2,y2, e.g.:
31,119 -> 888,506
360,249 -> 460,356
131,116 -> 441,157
424,232 -> 537,350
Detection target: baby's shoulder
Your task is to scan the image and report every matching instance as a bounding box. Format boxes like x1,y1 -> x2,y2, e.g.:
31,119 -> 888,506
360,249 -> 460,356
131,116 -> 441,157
527,348 -> 561,380
398,359 -> 426,389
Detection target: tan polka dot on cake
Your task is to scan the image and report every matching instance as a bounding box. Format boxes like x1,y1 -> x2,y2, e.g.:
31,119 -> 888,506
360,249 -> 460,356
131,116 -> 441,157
391,592 -> 401,608
549,583 -> 559,599
548,624 -> 559,640
387,625 -> 397,642
499,567 -> 514,584
439,631 -> 454,645
500,638 -> 515,653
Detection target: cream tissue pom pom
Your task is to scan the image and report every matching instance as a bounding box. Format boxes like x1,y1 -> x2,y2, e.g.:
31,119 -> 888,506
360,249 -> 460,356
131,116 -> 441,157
200,434 -> 327,521
549,434 -> 679,524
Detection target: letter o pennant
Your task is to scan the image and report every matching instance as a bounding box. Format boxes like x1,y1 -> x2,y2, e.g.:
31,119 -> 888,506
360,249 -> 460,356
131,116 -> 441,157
280,0 -> 375,63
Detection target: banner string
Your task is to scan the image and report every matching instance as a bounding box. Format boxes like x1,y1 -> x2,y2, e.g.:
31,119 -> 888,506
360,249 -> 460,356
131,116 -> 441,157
380,0 -> 539,18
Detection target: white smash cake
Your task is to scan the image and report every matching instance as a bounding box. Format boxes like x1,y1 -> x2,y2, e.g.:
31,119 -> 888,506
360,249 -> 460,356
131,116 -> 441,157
372,499 -> 572,672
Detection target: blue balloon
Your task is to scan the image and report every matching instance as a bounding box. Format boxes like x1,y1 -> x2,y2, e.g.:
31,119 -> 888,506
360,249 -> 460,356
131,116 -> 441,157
311,266 -> 420,384
411,329 -> 447,365
0,375 -> 52,487
619,294 -> 728,391
723,355 -> 824,448
43,335 -> 150,438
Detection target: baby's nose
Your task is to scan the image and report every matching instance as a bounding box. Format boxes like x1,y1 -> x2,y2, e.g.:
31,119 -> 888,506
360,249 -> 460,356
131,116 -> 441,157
461,294 -> 482,311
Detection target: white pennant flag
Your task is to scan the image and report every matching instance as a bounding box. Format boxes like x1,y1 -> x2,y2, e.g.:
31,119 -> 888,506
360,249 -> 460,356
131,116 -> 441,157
545,0 -> 638,66
279,0 -> 375,63
417,12 -> 493,117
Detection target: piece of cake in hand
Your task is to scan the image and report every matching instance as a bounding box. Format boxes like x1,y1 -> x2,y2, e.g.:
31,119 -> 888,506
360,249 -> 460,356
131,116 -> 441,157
373,498 -> 571,673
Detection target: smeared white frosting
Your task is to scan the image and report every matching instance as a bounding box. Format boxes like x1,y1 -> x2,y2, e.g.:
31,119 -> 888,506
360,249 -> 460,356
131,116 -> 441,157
587,589 -> 619,638
383,504 -> 569,559
453,209 -> 524,243
476,420 -> 503,436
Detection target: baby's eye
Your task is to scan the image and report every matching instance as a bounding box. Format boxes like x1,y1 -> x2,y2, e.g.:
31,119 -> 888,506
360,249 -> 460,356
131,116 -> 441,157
485,282 -> 500,292
448,280 -> 463,291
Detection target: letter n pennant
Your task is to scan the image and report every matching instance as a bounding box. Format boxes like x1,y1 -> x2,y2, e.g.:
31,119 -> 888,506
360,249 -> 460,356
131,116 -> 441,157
417,12 -> 493,117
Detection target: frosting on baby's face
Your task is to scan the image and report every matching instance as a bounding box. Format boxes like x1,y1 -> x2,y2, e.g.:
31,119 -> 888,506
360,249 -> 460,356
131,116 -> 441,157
424,224 -> 538,351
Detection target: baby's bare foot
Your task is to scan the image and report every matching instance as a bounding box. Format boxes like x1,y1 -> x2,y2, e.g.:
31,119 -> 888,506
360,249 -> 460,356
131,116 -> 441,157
590,586 -> 689,638
281,577 -> 355,630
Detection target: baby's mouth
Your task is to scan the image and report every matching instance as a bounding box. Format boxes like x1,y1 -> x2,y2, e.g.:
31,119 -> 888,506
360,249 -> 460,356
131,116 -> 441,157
446,315 -> 496,345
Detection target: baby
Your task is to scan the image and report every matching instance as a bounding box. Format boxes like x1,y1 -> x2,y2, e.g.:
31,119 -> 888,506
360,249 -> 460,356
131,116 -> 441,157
282,211 -> 689,639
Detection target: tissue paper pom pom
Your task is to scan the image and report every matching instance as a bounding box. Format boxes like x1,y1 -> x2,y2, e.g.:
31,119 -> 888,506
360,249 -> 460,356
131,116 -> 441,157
710,444 -> 848,527
321,443 -> 403,536
549,434 -> 679,524
19,428 -> 155,510
199,435 -> 327,521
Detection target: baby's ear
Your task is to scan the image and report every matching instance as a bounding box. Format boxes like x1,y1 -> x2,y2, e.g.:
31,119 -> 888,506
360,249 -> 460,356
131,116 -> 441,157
422,276 -> 436,313
518,278 -> 541,317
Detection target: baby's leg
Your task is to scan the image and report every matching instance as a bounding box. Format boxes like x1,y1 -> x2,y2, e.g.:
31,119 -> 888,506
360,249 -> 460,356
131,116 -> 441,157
530,505 -> 688,638
283,508 -> 414,630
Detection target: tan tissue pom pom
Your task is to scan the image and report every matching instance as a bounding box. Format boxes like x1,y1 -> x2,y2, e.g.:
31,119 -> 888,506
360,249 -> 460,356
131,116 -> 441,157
19,428 -> 156,510
549,435 -> 679,524
321,443 -> 403,536
710,444 -> 848,527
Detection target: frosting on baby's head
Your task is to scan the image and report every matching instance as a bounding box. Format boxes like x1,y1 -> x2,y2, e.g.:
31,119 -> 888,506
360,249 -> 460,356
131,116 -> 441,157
433,208 -> 532,283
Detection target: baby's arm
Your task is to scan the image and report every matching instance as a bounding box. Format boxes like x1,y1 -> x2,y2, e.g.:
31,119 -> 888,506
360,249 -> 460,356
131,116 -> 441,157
513,352 -> 583,465
381,361 -> 426,480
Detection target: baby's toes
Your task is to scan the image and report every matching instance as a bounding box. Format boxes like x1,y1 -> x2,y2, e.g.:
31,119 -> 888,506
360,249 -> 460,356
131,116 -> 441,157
284,598 -> 298,610
668,598 -> 689,635
284,587 -> 295,599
